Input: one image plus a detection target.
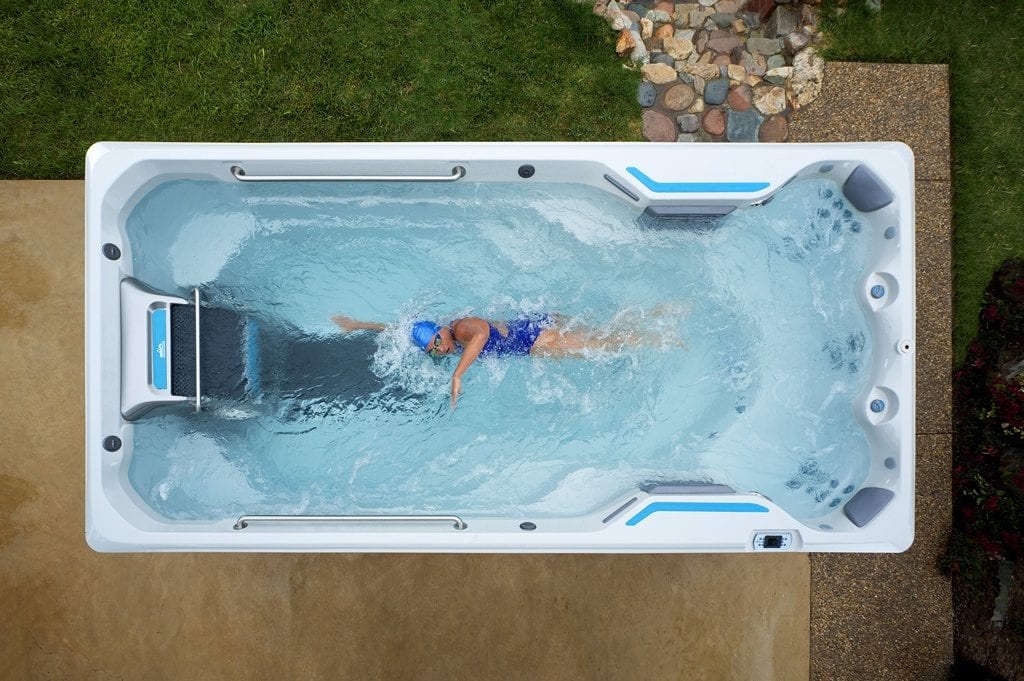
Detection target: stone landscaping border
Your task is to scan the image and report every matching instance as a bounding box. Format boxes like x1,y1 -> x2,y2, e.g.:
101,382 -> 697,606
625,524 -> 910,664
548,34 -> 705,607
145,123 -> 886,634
593,0 -> 826,143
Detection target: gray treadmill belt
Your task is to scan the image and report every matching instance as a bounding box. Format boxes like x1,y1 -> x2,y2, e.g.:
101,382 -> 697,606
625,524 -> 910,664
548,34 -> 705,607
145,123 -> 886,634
170,303 -> 385,404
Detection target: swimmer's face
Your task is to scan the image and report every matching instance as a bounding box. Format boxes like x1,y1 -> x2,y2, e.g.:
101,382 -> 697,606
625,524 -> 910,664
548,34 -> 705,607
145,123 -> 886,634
427,328 -> 456,357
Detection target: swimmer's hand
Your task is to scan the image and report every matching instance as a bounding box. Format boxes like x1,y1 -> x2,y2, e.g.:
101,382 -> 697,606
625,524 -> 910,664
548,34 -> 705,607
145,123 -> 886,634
451,376 -> 462,410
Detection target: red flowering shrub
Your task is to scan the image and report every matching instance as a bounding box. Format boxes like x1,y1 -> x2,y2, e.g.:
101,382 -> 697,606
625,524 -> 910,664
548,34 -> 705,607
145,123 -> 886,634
950,259 -> 1024,575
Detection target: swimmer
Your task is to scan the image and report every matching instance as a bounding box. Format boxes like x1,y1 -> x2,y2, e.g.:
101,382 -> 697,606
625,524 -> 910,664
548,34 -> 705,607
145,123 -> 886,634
333,312 -> 677,408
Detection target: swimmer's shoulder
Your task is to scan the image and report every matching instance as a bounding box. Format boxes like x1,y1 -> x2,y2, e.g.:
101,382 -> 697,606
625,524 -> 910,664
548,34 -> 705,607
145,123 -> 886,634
452,317 -> 492,338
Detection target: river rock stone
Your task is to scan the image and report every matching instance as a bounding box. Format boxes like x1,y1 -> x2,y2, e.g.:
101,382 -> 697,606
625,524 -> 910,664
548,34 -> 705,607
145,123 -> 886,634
688,97 -> 705,113
623,9 -> 641,24
616,29 -> 636,56
802,3 -> 818,23
791,46 -> 824,107
746,37 -> 783,55
654,1 -> 674,12
766,4 -> 800,37
691,74 -> 706,94
640,17 -> 654,38
759,114 -> 789,142
642,62 -> 678,83
726,108 -> 763,142
741,51 -> 767,76
745,0 -> 776,22
702,107 -> 726,136
684,62 -> 721,80
706,30 -> 740,53
677,113 -> 700,133
630,30 -> 649,63
784,30 -> 811,55
689,10 -> 710,27
654,23 -> 675,39
677,133 -> 699,143
637,81 -> 658,107
715,0 -> 743,13
695,30 -> 709,52
703,77 -> 729,104
664,83 -> 697,110
663,36 -> 694,60
727,63 -> 746,81
651,52 -> 675,66
727,83 -> 753,111
767,54 -> 786,70
642,109 -> 678,142
764,66 -> 793,85
626,2 -> 649,17
648,9 -> 673,23
752,85 -> 787,115
738,10 -> 759,29
711,13 -> 733,27
608,10 -> 632,31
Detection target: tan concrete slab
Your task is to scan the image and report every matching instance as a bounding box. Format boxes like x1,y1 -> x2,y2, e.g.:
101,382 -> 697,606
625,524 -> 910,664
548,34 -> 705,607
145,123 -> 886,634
789,62 -> 951,182
809,434 -> 953,681
915,180 -> 953,435
792,63 -> 953,680
0,180 -> 810,681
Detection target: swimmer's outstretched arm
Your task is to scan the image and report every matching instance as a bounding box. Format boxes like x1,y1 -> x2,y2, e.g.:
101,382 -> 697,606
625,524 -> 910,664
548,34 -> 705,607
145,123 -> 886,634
332,315 -> 386,333
449,318 -> 489,409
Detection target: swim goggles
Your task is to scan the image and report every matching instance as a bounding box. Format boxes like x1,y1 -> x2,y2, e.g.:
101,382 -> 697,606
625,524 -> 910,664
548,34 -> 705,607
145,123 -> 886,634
427,335 -> 443,357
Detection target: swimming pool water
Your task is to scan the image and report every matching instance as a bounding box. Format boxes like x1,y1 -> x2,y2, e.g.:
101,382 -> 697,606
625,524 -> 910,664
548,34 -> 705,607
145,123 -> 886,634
125,178 -> 874,523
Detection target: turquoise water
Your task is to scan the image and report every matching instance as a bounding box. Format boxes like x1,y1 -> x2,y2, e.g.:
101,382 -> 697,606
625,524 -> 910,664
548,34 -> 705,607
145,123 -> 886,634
125,178 -> 874,522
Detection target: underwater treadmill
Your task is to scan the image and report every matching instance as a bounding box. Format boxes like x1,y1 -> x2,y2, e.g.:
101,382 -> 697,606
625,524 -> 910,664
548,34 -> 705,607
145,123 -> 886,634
120,278 -> 383,420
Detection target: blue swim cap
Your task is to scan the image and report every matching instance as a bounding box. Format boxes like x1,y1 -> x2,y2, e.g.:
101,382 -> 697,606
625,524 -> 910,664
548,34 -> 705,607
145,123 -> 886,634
411,320 -> 441,350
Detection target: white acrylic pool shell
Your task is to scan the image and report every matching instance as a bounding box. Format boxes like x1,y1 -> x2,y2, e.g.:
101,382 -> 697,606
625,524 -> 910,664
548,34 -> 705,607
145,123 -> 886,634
85,141 -> 916,552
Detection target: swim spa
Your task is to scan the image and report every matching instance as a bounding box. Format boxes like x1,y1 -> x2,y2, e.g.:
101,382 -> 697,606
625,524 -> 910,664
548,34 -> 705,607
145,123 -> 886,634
85,142 -> 915,552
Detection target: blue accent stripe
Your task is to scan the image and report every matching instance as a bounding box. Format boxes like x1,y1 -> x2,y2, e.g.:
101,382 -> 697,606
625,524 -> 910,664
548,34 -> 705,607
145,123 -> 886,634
625,501 -> 770,526
626,167 -> 770,194
151,308 -> 168,391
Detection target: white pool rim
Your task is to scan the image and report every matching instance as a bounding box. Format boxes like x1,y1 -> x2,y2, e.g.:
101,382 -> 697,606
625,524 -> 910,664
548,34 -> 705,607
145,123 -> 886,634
85,141 -> 916,553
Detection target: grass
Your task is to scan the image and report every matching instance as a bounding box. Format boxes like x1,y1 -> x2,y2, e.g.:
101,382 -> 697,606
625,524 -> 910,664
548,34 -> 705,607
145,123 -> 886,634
0,0 -> 641,179
818,0 -> 1024,360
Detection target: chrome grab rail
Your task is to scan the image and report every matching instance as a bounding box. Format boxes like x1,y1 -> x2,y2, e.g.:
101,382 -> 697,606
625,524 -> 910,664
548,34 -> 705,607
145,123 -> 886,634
230,165 -> 466,183
193,288 -> 201,413
233,514 -> 468,531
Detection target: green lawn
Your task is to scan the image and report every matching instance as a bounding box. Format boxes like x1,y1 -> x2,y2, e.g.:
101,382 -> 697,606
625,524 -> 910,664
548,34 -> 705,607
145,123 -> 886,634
819,0 -> 1024,360
0,0 -> 640,179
